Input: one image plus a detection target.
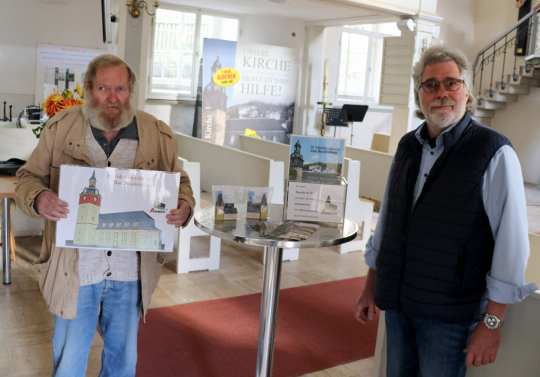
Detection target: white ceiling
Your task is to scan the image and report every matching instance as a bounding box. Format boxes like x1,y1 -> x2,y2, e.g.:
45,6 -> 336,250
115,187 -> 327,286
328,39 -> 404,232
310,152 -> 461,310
161,0 -> 409,26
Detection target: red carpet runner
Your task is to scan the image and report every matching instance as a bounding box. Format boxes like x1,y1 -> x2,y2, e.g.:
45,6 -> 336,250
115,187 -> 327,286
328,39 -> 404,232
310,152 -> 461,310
136,276 -> 379,377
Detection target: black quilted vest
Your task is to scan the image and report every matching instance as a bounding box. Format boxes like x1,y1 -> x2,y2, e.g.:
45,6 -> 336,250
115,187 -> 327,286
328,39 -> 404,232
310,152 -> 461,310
374,113 -> 512,322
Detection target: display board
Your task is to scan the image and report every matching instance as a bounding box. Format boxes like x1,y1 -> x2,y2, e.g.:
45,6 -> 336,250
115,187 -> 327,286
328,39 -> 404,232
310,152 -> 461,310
56,166 -> 180,252
34,44 -> 107,105
200,38 -> 298,147
285,135 -> 346,223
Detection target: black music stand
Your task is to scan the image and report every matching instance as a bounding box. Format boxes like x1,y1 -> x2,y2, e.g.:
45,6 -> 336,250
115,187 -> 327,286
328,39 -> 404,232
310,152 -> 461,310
342,104 -> 368,146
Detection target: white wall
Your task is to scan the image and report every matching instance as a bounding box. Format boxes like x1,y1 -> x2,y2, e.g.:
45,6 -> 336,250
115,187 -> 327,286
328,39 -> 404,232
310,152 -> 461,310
436,0 -> 476,60
1,0 -> 106,115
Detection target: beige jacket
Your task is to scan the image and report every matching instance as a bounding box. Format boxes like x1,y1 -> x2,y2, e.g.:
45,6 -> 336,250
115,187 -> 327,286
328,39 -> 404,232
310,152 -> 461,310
15,106 -> 195,319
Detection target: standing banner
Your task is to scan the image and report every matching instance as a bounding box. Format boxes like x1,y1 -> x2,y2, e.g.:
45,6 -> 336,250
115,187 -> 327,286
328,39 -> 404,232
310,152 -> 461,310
201,38 -> 298,147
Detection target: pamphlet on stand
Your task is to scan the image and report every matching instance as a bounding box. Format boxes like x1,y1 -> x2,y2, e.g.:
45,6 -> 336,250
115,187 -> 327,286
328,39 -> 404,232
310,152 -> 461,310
55,166 -> 180,252
285,135 -> 347,224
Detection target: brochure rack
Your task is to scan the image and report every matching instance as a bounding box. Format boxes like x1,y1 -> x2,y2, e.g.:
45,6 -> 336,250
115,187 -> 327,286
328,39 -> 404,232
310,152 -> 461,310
283,135 -> 347,224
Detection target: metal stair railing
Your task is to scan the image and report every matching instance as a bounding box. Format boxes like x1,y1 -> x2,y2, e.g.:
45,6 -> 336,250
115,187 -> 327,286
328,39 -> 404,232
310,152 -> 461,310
472,9 -> 537,105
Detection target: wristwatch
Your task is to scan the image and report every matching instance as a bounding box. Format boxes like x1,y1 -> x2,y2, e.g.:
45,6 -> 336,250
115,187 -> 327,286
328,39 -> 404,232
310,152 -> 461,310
480,313 -> 504,330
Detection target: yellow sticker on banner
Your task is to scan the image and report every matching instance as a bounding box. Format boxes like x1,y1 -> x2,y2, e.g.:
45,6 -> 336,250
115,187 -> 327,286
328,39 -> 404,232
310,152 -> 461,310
245,129 -> 261,139
213,68 -> 240,87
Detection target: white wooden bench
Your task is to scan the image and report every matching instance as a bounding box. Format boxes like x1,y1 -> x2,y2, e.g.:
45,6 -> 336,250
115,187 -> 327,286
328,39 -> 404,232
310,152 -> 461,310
175,133 -> 298,266
175,157 -> 221,273
237,135 -> 373,253
344,146 -> 393,204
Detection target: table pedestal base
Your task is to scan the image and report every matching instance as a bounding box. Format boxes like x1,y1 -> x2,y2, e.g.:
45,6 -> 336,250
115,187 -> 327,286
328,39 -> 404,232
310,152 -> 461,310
256,246 -> 283,377
2,198 -> 11,285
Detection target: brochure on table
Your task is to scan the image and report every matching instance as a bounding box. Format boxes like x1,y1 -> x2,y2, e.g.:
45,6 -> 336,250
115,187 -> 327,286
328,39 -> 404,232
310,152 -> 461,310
55,166 -> 180,252
285,135 -> 347,223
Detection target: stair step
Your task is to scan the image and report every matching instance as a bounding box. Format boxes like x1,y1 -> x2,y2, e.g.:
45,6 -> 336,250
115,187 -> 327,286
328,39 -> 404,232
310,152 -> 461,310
482,90 -> 518,103
506,74 -> 540,87
519,65 -> 540,79
477,99 -> 506,110
474,108 -> 496,118
495,81 -> 531,95
472,116 -> 492,127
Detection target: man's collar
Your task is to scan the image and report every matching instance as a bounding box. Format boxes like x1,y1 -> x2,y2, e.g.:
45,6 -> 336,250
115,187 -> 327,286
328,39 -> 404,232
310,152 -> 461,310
414,112 -> 471,149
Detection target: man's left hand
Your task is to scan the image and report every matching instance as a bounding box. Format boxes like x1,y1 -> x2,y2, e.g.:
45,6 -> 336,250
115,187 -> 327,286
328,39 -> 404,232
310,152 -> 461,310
166,199 -> 191,228
464,324 -> 502,367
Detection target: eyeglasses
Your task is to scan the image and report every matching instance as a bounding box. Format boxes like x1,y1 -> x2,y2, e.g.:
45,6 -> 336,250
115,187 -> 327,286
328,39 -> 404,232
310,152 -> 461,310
419,79 -> 465,93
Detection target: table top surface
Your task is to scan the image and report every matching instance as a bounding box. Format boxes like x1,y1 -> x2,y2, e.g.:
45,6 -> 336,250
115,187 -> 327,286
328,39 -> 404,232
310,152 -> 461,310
0,176 -> 17,199
194,204 -> 358,249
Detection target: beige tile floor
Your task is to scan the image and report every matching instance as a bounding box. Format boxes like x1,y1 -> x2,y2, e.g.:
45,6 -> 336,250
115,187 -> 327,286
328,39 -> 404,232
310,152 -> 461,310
1,181 -> 538,377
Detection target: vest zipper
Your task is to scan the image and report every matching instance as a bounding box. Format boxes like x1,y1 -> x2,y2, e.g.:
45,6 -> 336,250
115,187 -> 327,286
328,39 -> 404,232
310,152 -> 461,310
397,140 -> 450,309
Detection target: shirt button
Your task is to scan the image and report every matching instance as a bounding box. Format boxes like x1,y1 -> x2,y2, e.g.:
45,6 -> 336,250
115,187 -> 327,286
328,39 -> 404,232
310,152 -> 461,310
107,251 -> 112,256
108,161 -> 111,167
430,152 -> 434,155
424,173 -> 428,177
107,272 -> 112,277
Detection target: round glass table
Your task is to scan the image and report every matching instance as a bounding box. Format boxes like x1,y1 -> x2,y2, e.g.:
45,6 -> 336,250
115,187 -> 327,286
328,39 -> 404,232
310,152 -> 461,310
194,204 -> 358,377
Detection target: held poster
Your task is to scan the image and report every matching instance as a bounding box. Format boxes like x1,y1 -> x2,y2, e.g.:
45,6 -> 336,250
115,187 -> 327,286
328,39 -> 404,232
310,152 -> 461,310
201,38 -> 298,147
55,166 -> 180,252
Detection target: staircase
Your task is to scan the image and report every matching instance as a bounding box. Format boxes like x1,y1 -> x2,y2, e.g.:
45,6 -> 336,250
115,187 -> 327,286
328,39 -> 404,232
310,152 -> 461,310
471,8 -> 538,127
473,65 -> 538,127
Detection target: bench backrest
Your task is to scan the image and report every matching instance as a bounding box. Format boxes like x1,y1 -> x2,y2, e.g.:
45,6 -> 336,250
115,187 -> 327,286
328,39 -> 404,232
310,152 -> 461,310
176,133 -> 284,204
344,146 -> 393,202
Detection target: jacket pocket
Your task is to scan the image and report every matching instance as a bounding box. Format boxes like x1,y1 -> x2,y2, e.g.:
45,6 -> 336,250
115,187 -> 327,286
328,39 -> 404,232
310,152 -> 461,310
50,165 -> 60,193
456,246 -> 466,295
34,259 -> 52,294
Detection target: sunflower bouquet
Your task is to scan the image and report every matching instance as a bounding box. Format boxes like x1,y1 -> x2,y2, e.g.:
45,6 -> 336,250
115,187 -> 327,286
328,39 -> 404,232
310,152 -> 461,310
33,83 -> 85,138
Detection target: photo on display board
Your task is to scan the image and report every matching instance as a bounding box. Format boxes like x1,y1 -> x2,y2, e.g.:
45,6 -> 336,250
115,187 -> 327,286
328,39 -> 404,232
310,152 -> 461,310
288,135 -> 345,185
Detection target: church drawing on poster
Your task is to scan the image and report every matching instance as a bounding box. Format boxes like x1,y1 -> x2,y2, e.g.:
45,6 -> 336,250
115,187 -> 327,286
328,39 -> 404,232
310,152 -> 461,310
68,171 -> 163,250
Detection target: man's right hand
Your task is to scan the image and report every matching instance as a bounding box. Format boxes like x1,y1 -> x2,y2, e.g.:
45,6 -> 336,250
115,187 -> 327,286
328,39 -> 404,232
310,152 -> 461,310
354,268 -> 377,324
35,191 -> 69,221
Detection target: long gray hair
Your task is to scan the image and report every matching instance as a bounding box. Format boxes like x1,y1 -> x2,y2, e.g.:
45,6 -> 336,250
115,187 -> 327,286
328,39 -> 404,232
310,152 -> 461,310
412,45 -> 476,119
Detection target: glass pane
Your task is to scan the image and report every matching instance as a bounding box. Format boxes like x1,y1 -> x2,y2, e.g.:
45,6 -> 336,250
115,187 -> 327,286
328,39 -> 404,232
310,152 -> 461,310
199,14 -> 239,55
151,8 -> 197,95
338,31 -> 369,97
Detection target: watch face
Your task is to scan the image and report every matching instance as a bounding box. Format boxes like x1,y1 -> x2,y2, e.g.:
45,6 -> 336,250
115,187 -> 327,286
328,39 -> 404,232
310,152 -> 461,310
485,315 -> 499,328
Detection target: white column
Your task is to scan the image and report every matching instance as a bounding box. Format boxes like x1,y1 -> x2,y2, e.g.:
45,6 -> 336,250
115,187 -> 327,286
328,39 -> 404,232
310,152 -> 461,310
296,26 -> 326,136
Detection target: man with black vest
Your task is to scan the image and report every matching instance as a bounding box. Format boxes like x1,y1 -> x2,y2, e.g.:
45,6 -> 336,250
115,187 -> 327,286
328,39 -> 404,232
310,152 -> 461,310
354,45 -> 537,376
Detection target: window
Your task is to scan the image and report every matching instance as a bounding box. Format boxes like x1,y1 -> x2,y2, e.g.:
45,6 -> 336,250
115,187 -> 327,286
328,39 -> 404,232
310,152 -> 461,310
124,222 -> 129,227
109,222 -> 113,227
337,23 -> 400,104
149,6 -> 241,100
122,233 -> 127,243
100,233 -> 104,243
94,197 -> 97,201
102,223 -> 107,227
131,233 -> 136,246
133,221 -> 139,228
116,222 -> 121,227
106,233 -> 111,243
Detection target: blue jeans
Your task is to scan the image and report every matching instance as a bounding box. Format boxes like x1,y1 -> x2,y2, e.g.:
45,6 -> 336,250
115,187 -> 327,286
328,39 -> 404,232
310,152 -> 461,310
52,280 -> 142,377
385,310 -> 478,377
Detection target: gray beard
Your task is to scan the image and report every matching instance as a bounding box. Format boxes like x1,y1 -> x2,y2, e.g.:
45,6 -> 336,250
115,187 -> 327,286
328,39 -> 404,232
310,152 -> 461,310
82,91 -> 136,132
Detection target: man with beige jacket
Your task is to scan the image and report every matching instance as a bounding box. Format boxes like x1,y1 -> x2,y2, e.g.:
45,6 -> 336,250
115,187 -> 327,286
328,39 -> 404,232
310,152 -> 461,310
15,55 -> 195,377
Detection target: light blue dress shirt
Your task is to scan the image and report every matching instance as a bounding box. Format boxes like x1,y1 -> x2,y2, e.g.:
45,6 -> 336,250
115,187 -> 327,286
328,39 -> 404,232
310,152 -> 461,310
365,120 -> 538,305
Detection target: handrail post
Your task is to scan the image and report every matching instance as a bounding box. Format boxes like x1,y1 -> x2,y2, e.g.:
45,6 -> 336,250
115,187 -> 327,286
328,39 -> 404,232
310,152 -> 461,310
501,35 -> 508,90
478,54 -> 484,105
489,44 -> 496,97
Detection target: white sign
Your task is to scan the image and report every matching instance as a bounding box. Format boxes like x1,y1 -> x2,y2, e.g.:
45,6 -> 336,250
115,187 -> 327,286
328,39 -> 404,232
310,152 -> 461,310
286,181 -> 345,223
56,166 -> 180,252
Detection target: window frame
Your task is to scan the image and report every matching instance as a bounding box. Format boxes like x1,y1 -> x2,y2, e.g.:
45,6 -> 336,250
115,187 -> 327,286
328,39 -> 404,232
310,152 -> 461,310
335,26 -> 396,107
147,4 -> 243,101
